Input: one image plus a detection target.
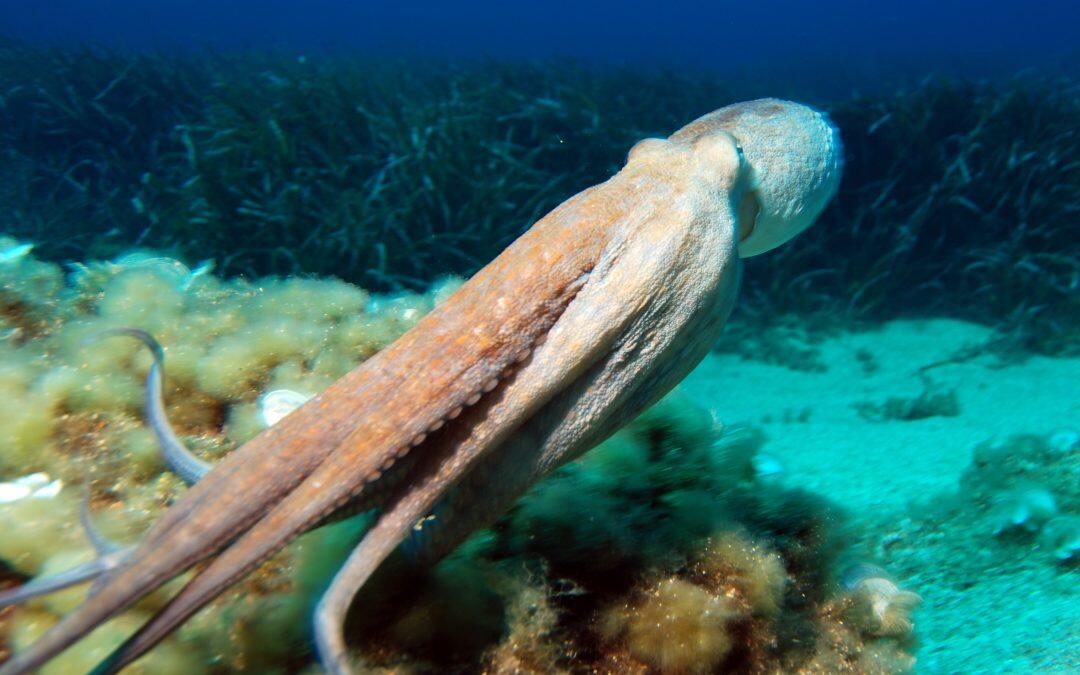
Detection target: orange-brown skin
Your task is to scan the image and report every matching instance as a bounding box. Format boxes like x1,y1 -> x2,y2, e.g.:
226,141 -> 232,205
0,99 -> 841,675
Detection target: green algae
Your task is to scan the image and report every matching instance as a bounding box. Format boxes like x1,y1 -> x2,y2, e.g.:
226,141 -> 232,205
0,244 -> 920,672
1,43 -> 1077,356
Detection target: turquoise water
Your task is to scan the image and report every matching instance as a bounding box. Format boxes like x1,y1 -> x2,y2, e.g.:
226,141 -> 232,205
0,3 -> 1077,673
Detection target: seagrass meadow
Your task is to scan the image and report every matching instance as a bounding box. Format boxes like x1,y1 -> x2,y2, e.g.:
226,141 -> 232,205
1,41 -> 1077,353
1,40 -> 1078,674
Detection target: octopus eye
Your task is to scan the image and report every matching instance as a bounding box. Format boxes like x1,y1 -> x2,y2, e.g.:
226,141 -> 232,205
737,190 -> 761,244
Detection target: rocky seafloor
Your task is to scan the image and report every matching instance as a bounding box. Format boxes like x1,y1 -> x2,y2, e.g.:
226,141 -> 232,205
0,239 -> 954,673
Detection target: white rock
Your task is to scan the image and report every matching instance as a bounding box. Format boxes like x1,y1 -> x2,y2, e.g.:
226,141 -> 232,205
260,389 -> 312,427
0,473 -> 64,503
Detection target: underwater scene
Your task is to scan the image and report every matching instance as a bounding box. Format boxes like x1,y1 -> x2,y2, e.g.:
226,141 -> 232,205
0,2 -> 1077,674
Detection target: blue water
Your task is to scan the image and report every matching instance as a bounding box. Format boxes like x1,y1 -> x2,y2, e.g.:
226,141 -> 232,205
0,1 -> 1077,674
3,0 -> 1078,81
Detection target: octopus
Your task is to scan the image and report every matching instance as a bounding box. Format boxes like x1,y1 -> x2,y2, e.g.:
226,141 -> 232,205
0,98 -> 842,674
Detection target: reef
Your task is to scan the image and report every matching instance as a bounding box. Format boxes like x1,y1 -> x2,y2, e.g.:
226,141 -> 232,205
0,244 -> 919,672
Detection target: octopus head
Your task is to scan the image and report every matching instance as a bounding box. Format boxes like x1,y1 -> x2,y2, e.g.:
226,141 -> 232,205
670,98 -> 843,258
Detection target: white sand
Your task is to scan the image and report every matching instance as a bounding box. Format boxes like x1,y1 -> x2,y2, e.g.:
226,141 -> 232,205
687,318 -> 1079,516
682,317 -> 1080,673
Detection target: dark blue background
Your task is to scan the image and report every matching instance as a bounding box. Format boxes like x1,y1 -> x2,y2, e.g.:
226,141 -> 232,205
1,1 -> 1077,83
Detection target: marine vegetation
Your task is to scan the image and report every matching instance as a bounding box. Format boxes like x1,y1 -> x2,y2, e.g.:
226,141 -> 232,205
0,244 -> 457,673
1,41 -> 1078,354
0,242 -> 920,672
0,96 -> 850,675
2,38 -> 1072,675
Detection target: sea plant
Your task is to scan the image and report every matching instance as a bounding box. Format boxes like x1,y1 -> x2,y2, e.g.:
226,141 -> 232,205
2,42 -> 1076,356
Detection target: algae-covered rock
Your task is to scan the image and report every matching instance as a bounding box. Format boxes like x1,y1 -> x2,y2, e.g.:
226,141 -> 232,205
0,246 -> 465,672
0,487 -> 82,575
9,609 -> 202,675
599,577 -> 739,674
0,244 -> 910,673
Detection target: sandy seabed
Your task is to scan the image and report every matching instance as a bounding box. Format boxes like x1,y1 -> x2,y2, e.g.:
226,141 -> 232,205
686,318 -> 1080,673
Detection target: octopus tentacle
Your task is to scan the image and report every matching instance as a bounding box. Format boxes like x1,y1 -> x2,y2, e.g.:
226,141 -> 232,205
89,296 -> 561,673
0,552 -> 127,610
78,497 -> 121,557
94,328 -> 211,485
3,237 -> 600,675
0,498 -> 130,609
1,99 -> 841,675
0,330 -> 206,609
